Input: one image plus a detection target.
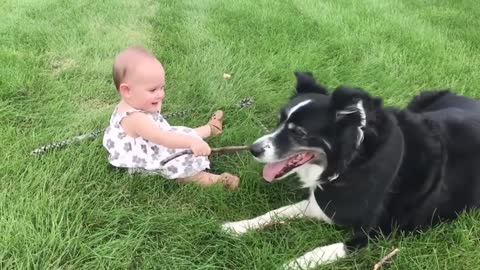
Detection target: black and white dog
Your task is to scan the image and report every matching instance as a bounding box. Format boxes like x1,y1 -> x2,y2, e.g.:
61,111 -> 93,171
222,72 -> 480,269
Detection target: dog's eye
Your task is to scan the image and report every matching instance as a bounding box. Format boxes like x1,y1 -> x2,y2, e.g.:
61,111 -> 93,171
289,126 -> 307,137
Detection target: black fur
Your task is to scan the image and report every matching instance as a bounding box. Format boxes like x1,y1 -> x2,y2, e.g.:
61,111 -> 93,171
256,72 -> 480,252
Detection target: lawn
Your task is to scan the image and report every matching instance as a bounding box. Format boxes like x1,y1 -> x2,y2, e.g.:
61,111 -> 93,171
1,0 -> 480,269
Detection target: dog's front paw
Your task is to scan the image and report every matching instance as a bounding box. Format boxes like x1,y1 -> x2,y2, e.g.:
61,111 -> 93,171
281,256 -> 310,270
281,243 -> 347,270
221,221 -> 251,235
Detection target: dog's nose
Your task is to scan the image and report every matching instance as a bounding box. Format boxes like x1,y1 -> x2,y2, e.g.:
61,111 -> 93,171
250,143 -> 265,157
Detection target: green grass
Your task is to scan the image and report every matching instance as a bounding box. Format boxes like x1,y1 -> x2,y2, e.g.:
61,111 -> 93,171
1,0 -> 480,269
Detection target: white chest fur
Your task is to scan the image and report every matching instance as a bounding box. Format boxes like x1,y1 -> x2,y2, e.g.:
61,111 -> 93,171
296,163 -> 325,190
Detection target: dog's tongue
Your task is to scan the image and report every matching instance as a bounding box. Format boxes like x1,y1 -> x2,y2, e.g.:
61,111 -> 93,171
263,160 -> 290,182
262,153 -> 316,182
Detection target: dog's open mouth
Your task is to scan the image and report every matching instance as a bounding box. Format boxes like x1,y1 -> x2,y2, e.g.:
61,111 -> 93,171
263,152 -> 316,182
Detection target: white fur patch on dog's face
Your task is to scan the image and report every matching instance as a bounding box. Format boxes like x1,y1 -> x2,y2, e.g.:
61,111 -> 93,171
250,97 -> 330,183
251,127 -> 283,163
287,99 -> 312,118
252,99 -> 314,163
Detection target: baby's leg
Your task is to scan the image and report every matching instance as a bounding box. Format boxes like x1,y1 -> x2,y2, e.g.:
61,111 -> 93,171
191,110 -> 224,139
177,171 -> 239,190
193,125 -> 211,139
169,125 -> 209,139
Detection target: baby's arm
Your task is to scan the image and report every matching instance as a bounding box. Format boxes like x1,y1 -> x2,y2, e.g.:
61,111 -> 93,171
122,112 -> 210,155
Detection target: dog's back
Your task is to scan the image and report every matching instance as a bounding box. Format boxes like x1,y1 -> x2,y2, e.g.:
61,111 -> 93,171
408,90 -> 480,118
386,91 -> 480,231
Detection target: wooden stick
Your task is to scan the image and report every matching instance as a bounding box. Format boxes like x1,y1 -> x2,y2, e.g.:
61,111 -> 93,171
160,145 -> 250,166
373,248 -> 400,270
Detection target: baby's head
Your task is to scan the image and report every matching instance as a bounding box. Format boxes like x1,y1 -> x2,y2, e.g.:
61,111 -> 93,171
113,46 -> 165,112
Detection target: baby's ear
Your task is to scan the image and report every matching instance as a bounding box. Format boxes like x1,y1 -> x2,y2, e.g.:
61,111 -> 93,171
293,71 -> 329,95
119,83 -> 131,97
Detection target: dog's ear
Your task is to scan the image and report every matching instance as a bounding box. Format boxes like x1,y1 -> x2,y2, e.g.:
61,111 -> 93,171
293,71 -> 328,95
330,85 -> 382,123
328,86 -> 382,175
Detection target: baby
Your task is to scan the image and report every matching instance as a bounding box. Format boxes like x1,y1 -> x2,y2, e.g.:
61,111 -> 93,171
102,46 -> 239,189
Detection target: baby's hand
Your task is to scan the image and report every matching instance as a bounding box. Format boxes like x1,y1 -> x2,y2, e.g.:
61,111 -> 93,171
190,139 -> 211,156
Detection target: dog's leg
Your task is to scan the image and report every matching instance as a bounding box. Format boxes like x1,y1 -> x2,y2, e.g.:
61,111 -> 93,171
222,200 -> 315,235
282,228 -> 375,269
282,242 -> 347,270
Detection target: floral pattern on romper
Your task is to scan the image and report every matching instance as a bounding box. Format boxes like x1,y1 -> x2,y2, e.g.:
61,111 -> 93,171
102,108 -> 210,179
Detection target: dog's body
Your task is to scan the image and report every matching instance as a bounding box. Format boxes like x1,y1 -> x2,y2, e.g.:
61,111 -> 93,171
222,72 -> 480,269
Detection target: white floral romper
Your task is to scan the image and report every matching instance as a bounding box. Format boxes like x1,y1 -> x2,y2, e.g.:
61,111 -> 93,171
102,108 -> 210,179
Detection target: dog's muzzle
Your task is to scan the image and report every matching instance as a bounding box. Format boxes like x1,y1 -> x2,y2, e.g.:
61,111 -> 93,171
250,143 -> 265,157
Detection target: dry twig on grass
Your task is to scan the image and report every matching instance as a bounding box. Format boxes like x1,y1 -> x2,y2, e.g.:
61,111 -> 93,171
373,248 -> 400,270
160,145 -> 250,166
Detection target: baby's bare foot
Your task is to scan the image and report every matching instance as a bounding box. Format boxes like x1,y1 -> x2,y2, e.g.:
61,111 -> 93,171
208,110 -> 224,136
219,173 -> 240,190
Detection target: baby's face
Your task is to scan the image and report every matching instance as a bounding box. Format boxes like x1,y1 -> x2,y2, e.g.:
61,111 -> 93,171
127,59 -> 166,112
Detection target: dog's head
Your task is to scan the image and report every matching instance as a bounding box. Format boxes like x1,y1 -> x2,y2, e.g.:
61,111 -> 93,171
251,71 -> 382,184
